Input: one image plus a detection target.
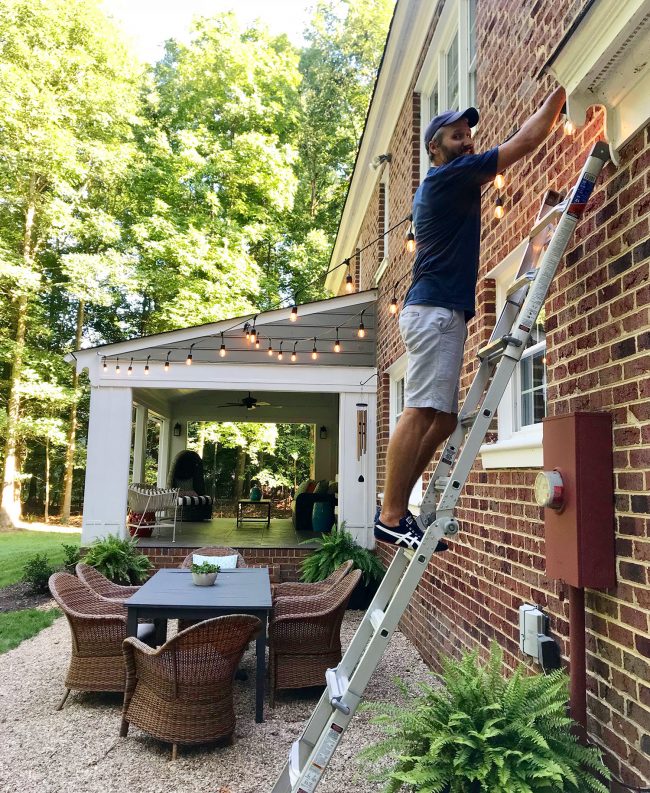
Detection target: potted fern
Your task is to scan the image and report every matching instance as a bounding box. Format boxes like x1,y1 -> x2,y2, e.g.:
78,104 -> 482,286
83,533 -> 153,585
359,642 -> 610,793
301,522 -> 384,609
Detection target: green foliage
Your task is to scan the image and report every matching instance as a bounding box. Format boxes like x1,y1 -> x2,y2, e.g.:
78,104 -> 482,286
0,607 -> 61,654
359,642 -> 611,793
21,553 -> 54,593
190,561 -> 220,575
301,523 -> 384,586
0,530 -> 81,588
61,543 -> 81,572
82,533 -> 152,585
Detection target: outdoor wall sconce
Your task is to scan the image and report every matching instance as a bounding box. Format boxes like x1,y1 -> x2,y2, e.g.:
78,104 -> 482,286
319,426 -> 328,440
173,422 -> 182,437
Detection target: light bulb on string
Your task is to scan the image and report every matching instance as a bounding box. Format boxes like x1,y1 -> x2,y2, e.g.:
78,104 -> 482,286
494,173 -> 505,190
563,115 -> 575,136
127,358 -> 133,375
344,259 -> 354,293
115,358 -> 120,374
250,324 -> 257,344
357,310 -> 366,338
334,328 -> 341,353
405,216 -> 416,253
389,283 -> 398,315
102,357 -> 107,371
255,334 -> 260,350
219,332 -> 226,358
267,339 -> 273,357
244,323 -> 251,343
164,351 -> 171,372
277,341 -> 283,361
290,304 -> 298,322
144,355 -> 150,374
494,195 -> 504,220
311,337 -> 318,360
186,343 -> 195,365
291,342 -> 297,362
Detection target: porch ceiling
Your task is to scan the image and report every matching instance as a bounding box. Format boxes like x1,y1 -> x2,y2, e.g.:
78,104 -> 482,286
68,290 -> 377,371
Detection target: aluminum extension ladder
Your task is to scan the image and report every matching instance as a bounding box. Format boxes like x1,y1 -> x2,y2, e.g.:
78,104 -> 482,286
271,140 -> 610,793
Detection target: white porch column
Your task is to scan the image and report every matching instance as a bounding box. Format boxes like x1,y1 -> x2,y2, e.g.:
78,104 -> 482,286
132,405 -> 148,483
157,418 -> 171,487
81,386 -> 133,544
337,392 -> 377,548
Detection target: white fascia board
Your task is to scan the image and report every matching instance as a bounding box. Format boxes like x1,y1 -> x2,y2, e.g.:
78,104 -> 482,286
92,363 -> 378,393
545,0 -> 650,165
68,289 -> 377,373
326,0 -> 440,294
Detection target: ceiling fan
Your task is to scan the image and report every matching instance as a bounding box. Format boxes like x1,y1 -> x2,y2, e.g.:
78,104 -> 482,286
215,392 -> 275,411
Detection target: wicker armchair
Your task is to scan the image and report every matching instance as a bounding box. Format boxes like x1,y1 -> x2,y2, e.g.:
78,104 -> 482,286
75,563 -> 141,602
179,546 -> 248,569
48,572 -> 155,710
272,560 -> 354,600
120,615 -> 261,759
268,569 -> 361,706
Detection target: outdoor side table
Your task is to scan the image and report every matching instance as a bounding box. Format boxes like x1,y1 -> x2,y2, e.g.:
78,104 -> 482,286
237,498 -> 272,529
125,568 -> 272,722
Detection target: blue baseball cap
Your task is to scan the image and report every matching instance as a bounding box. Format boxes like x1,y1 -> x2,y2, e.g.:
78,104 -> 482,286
423,107 -> 479,149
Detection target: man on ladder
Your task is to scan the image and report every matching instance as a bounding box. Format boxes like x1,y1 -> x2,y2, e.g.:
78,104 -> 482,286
375,85 -> 567,551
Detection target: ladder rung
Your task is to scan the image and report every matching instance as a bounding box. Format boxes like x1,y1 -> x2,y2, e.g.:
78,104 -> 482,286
477,335 -> 522,362
506,270 -> 536,298
460,411 -> 478,428
289,741 -> 305,785
325,668 -> 351,714
434,476 -> 450,491
528,205 -> 563,238
370,608 -> 385,631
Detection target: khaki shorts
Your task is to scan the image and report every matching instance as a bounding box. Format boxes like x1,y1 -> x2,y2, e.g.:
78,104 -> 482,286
399,305 -> 467,414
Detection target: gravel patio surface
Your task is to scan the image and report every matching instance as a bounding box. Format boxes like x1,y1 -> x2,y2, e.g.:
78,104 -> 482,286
0,610 -> 432,793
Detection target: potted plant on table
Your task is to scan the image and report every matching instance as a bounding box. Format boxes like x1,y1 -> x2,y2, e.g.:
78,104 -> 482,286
190,560 -> 220,586
358,642 -> 610,793
300,523 -> 385,609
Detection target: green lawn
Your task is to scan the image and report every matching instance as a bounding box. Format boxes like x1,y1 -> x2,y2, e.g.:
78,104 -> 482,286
0,530 -> 81,589
0,608 -> 61,653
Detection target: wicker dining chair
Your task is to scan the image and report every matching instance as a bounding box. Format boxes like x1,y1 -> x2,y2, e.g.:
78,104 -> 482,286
268,569 -> 361,707
120,614 -> 261,759
48,572 -> 156,710
272,560 -> 354,600
179,545 -> 248,569
75,563 -> 141,602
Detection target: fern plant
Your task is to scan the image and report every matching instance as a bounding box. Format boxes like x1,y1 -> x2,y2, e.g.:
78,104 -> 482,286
358,642 -> 610,793
83,533 -> 152,585
300,522 -> 384,586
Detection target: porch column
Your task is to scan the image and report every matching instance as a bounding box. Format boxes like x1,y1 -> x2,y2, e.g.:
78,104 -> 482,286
132,405 -> 148,483
157,418 -> 171,487
81,386 -> 133,544
337,392 -> 377,549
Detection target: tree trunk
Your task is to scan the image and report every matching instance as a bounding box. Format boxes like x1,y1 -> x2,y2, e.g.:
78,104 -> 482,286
196,422 -> 205,459
44,439 -> 50,523
0,190 -> 36,530
61,299 -> 84,523
233,446 -> 246,502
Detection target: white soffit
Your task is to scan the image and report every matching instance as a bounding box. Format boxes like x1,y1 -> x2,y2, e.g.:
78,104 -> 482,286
544,0 -> 650,165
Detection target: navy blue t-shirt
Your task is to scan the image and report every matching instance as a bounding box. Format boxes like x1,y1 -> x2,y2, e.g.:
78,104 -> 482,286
403,146 -> 499,320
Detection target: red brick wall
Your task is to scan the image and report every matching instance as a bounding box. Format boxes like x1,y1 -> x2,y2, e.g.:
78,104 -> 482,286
359,1 -> 650,788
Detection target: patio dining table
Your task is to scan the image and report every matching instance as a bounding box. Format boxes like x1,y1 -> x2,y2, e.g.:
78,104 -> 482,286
125,567 -> 272,722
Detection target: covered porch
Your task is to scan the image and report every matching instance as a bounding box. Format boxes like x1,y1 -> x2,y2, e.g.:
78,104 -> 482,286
67,290 -> 378,549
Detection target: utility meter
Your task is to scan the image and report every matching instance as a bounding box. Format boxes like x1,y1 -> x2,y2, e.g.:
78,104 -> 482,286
534,469 -> 564,510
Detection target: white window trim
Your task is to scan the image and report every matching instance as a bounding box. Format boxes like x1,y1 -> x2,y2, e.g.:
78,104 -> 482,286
382,353 -> 424,510
479,240 -> 543,469
415,0 -> 474,180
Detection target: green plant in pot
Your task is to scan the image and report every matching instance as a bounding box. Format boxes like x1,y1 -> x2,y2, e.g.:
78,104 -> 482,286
358,642 -> 610,793
301,523 -> 384,608
83,533 -> 153,585
190,560 -> 220,586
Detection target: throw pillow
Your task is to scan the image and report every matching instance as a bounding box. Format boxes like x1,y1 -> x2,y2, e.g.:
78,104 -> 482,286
192,553 -> 239,570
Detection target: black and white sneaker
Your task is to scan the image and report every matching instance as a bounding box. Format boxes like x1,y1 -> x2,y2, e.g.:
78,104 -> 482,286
374,511 -> 448,553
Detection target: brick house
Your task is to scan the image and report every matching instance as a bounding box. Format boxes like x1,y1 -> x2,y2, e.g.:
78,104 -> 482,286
325,0 -> 650,787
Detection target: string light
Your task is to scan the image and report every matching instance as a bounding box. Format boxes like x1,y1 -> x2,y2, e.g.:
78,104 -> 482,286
102,357 -> 107,371
127,357 -> 133,375
144,355 -> 150,374
164,351 -> 171,371
267,339 -> 273,356
255,334 -> 260,350
250,322 -> 257,344
311,337 -> 318,360
219,333 -> 226,357
244,323 -> 251,343
290,304 -> 298,322
186,343 -> 195,365
563,116 -> 576,136
291,342 -> 298,362
115,358 -> 120,374
405,216 -> 416,253
344,259 -> 354,293
494,173 -> 505,190
358,310 -> 366,338
494,195 -> 504,220
389,283 -> 398,315
334,328 -> 341,353
277,341 -> 283,361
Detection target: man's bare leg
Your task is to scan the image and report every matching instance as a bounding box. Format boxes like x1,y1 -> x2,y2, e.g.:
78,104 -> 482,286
405,411 -> 457,497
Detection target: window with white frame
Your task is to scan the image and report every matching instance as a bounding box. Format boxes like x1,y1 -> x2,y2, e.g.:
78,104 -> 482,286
386,355 -> 423,509
480,239 -> 547,469
415,0 -> 478,177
